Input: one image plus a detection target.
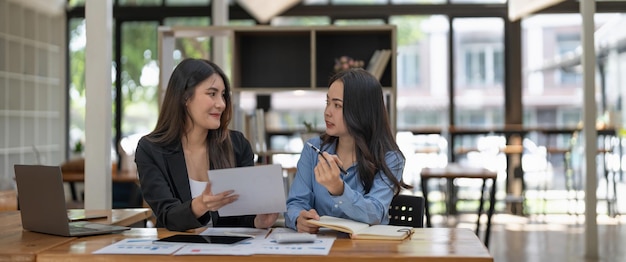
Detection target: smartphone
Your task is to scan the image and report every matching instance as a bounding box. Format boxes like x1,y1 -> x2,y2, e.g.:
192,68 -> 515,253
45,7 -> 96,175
154,234 -> 251,245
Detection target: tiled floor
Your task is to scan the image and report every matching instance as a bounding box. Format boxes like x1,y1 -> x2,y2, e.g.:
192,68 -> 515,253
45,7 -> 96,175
430,212 -> 625,262
423,165 -> 625,261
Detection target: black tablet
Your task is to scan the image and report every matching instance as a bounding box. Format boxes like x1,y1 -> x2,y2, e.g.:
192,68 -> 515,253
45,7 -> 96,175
154,234 -> 251,245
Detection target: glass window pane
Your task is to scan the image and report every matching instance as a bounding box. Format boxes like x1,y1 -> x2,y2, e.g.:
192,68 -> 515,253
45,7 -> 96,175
68,18 -> 87,151
165,0 -> 211,5
271,16 -> 331,26
331,0 -> 387,4
391,15 -> 449,131
391,15 -> 451,186
451,0 -> 505,3
68,0 -> 85,7
164,17 -> 210,26
118,0 -> 162,5
303,0 -> 329,4
164,17 -> 212,64
333,19 -> 385,25
229,20 -> 257,26
521,13 -> 622,129
392,0 -> 445,3
453,17 -> 504,128
120,21 -> 160,138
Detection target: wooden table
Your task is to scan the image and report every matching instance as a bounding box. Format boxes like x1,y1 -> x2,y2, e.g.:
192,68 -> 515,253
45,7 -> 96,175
66,208 -> 152,227
62,170 -> 139,183
0,208 -> 152,262
36,227 -> 493,262
420,164 -> 498,248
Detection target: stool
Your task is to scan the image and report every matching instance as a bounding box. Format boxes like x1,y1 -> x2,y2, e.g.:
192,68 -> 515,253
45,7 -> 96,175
420,164 -> 497,247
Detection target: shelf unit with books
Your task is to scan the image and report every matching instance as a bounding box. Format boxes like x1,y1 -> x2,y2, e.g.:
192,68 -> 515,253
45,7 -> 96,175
233,25 -> 397,135
231,26 -> 396,91
158,25 -> 397,151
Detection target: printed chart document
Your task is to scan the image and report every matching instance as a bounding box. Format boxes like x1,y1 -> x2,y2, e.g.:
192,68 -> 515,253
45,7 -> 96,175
91,228 -> 335,256
175,228 -> 335,256
209,164 -> 286,216
93,238 -> 184,255
307,216 -> 413,240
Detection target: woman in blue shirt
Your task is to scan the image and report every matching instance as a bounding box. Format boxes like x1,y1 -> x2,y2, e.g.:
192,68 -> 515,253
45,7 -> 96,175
285,68 -> 411,233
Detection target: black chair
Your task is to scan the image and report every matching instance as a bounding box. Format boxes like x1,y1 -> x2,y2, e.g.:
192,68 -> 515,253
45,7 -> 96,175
388,195 -> 425,228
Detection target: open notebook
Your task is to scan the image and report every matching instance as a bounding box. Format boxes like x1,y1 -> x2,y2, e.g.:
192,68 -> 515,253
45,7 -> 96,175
14,164 -> 130,237
308,216 -> 412,240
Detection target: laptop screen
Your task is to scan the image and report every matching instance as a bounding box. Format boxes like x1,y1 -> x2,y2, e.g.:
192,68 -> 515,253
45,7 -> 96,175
14,165 -> 73,236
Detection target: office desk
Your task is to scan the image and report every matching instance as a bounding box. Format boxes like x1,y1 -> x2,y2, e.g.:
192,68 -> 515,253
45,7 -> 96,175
0,208 -> 152,262
36,227 -> 493,262
66,208 -> 152,227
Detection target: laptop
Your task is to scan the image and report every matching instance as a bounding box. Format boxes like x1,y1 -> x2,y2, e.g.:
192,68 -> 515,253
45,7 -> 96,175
14,164 -> 130,237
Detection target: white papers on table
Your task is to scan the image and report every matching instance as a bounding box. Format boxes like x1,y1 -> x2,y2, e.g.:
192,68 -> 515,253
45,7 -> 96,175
93,228 -> 336,256
92,238 -> 184,255
174,233 -> 335,256
174,243 -> 255,256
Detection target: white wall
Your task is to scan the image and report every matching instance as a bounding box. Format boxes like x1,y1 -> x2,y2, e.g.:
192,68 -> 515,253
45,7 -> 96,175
0,0 -> 67,190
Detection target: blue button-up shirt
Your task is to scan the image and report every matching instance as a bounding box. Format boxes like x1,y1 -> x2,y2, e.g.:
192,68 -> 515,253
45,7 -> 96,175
285,137 -> 405,230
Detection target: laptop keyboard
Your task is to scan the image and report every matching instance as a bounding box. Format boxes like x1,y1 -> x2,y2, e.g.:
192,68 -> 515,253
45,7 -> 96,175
69,221 -> 130,235
69,225 -> 102,233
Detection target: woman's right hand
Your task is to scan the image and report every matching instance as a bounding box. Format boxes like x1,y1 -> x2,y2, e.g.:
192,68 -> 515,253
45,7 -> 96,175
296,209 -> 321,233
191,180 -> 238,217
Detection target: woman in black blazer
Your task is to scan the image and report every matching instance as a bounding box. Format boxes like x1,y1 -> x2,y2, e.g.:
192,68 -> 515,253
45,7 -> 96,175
135,58 -> 277,232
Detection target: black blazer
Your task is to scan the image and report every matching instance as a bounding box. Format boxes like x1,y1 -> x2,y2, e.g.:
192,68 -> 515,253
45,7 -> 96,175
135,130 -> 256,231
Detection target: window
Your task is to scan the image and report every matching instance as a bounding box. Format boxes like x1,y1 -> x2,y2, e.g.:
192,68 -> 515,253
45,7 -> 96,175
391,15 -> 449,131
460,42 -> 503,87
398,45 -> 420,88
68,18 -> 87,151
556,33 -> 581,85
453,17 -> 504,128
521,13 -> 621,129
120,21 -> 160,138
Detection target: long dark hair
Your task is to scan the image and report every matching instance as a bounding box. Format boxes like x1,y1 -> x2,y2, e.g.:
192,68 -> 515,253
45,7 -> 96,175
145,58 -> 235,168
321,68 -> 411,195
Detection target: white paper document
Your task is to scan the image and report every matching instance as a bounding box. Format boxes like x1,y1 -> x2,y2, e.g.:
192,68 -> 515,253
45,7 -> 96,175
92,238 -> 184,255
174,229 -> 335,256
209,164 -> 286,216
92,228 -> 335,256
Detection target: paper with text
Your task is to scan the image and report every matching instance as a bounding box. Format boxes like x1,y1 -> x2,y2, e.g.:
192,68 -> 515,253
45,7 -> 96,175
92,238 -> 184,255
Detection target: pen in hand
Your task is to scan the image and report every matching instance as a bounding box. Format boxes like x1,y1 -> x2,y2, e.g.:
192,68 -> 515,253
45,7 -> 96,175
306,142 -> 348,175
265,228 -> 274,239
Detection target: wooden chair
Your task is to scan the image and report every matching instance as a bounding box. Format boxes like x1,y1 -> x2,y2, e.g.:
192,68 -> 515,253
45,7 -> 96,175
388,194 -> 425,228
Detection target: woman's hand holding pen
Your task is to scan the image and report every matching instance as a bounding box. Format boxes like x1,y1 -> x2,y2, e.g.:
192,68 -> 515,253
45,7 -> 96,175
314,152 -> 345,196
191,180 -> 238,218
